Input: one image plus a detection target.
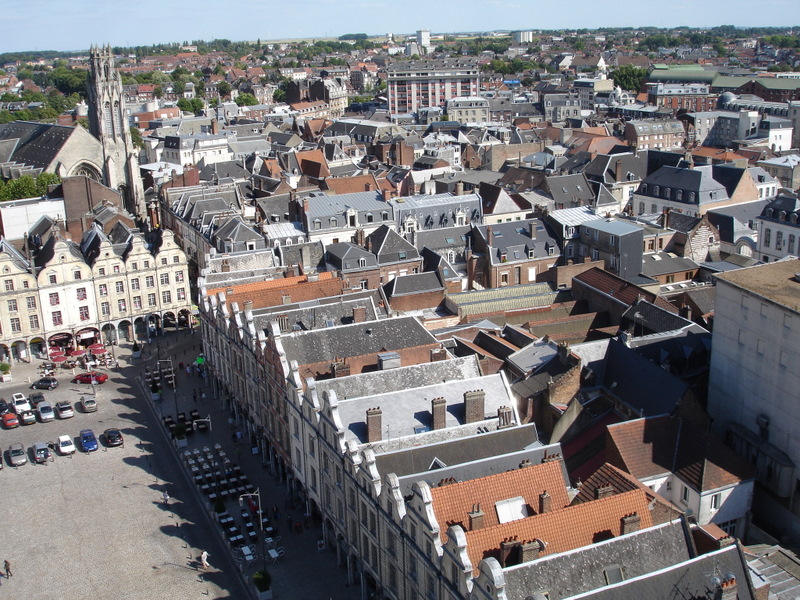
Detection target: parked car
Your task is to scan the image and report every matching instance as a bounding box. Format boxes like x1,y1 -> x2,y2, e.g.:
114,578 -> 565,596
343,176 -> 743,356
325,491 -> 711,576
82,397 -> 98,413
37,401 -> 54,423
1,413 -> 19,429
104,428 -> 124,447
11,393 -> 31,413
8,442 -> 27,466
72,372 -> 108,385
31,377 -> 58,390
55,401 -> 74,419
19,410 -> 36,426
57,434 -> 76,456
29,392 -> 46,406
80,429 -> 98,452
0,399 -> 10,415
33,441 -> 51,464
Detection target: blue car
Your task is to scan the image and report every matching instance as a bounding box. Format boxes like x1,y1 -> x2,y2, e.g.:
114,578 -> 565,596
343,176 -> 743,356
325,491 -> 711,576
80,429 -> 98,452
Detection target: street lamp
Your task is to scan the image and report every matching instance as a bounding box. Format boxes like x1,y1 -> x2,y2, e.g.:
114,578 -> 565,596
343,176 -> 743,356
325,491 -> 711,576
239,489 -> 265,571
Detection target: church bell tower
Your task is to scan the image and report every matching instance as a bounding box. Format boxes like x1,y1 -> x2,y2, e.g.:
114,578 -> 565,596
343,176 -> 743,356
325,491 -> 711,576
87,45 -> 146,218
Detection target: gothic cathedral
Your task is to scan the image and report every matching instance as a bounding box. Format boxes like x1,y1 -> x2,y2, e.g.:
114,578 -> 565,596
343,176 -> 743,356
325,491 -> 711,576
87,45 -> 146,219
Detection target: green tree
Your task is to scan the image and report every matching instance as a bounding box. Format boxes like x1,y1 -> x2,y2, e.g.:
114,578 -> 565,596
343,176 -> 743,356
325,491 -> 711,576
177,98 -> 192,112
235,93 -> 258,106
34,173 -> 60,196
217,81 -> 231,99
612,65 -> 647,92
129,127 -> 143,149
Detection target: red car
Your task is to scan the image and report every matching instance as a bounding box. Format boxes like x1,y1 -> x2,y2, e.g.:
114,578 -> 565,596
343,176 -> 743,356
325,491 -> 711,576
2,412 -> 19,429
72,372 -> 109,385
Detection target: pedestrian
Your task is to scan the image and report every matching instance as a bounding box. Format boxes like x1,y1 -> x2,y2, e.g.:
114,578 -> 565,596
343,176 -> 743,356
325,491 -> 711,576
200,550 -> 209,570
286,514 -> 293,529
272,505 -> 279,520
193,389 -> 197,403
4,560 -> 11,578
162,490 -> 169,505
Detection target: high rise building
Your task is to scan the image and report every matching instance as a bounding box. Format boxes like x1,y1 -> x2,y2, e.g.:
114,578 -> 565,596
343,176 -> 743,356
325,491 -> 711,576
387,59 -> 480,115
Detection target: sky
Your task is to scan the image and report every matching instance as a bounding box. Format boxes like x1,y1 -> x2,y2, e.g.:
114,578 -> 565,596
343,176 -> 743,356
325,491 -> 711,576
2,0 -> 799,54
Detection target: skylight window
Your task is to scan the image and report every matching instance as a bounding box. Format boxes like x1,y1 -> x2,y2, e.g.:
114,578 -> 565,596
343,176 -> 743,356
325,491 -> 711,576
495,497 -> 529,524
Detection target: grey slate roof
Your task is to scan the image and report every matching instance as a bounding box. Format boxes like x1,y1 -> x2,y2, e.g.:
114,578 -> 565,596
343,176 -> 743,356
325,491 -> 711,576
0,121 -> 75,171
475,219 -> 559,265
280,316 -> 436,366
336,373 -> 513,446
564,544 -> 755,600
375,422 -> 542,484
325,242 -> 378,271
384,271 -> 444,297
368,225 -> 419,265
506,337 -> 559,376
639,165 -> 728,206
394,439 -> 567,496
252,294 -> 380,333
389,192 -> 482,229
503,520 -> 693,600
641,252 -> 699,278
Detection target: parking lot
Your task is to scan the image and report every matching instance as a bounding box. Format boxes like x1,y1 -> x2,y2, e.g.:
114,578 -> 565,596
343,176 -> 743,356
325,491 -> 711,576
0,339 -> 243,599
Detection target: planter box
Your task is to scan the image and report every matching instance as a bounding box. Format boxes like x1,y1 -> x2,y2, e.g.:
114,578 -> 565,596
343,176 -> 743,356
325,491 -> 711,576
132,350 -> 142,359
174,437 -> 188,449
151,392 -> 161,401
255,588 -> 273,600
1,374 -> 11,382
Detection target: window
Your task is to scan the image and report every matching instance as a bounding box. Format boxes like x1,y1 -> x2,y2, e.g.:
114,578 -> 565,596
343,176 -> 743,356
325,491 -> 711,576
146,276 -> 155,288
4,279 -> 13,292
10,317 -> 21,333
99,284 -> 108,296
666,274 -> 675,284
26,296 -> 36,310
148,293 -> 157,307
175,271 -> 184,283
113,264 -> 120,273
173,256 -> 180,263
162,290 -> 172,304
29,315 -> 39,330
764,228 -> 771,247
49,274 -> 57,284
609,235 -> 616,247
97,268 -> 105,276
603,565 -> 625,585
73,270 -> 82,280
131,262 -> 138,271
118,299 -> 127,312
177,288 -> 186,301
143,261 -> 150,268
79,306 -> 90,321
101,302 -> 110,316
7,299 -> 17,312
115,281 -> 124,294
77,287 -> 87,301
52,311 -> 63,326
160,273 -> 170,286
133,296 -> 142,310
501,272 -> 509,285
711,492 -> 721,510
776,231 -> 784,250
49,292 -> 60,306
681,485 -> 689,504
131,278 -> 140,291
161,257 -> 168,266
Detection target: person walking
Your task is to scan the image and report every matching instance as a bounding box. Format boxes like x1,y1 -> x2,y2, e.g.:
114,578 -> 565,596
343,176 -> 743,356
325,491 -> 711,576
4,560 -> 11,578
162,490 -> 169,505
200,550 -> 209,570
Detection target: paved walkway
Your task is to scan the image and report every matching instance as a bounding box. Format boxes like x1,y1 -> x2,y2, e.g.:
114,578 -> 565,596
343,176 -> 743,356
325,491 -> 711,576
135,330 -> 360,600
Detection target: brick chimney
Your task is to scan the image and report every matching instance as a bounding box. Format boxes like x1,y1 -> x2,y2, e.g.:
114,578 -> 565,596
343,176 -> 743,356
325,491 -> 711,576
487,226 -> 494,246
468,504 -> 485,531
464,389 -> 485,424
455,181 -> 464,196
595,483 -> 614,499
430,347 -> 448,361
539,491 -> 552,514
365,182 -> 372,192
620,512 -> 641,535
366,407 -> 382,443
499,537 -> 521,567
431,397 -> 447,430
520,539 -> 544,562
382,188 -> 391,201
352,306 -> 368,323
615,159 -> 623,182
497,405 -> 513,427
332,360 -> 351,378
715,576 -> 737,600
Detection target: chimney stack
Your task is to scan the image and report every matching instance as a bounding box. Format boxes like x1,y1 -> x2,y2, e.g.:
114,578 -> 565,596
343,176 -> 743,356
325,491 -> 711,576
352,306 -> 367,323
595,483 -> 614,499
366,407 -> 382,443
430,347 -> 447,362
383,188 -> 391,201
620,512 -> 641,535
464,389 -> 485,424
455,181 -> 464,196
715,576 -> 738,600
468,504 -> 485,530
615,159 -> 623,182
520,539 -> 545,562
497,405 -> 513,427
499,538 -> 520,567
431,397 -> 447,430
539,491 -> 552,514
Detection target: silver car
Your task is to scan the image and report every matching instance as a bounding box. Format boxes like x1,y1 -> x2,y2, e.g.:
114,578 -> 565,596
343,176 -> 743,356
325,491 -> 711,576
8,442 -> 27,467
55,401 -> 74,419
38,401 -> 55,423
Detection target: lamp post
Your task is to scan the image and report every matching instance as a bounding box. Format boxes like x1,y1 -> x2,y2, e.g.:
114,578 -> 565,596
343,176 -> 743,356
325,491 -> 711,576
239,489 -> 265,571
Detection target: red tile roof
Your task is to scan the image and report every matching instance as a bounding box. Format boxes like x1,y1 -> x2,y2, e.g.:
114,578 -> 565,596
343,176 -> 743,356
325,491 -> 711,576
573,267 -> 678,313
431,460 -> 570,542
606,416 -> 756,492
205,272 -> 346,311
464,489 -> 654,571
